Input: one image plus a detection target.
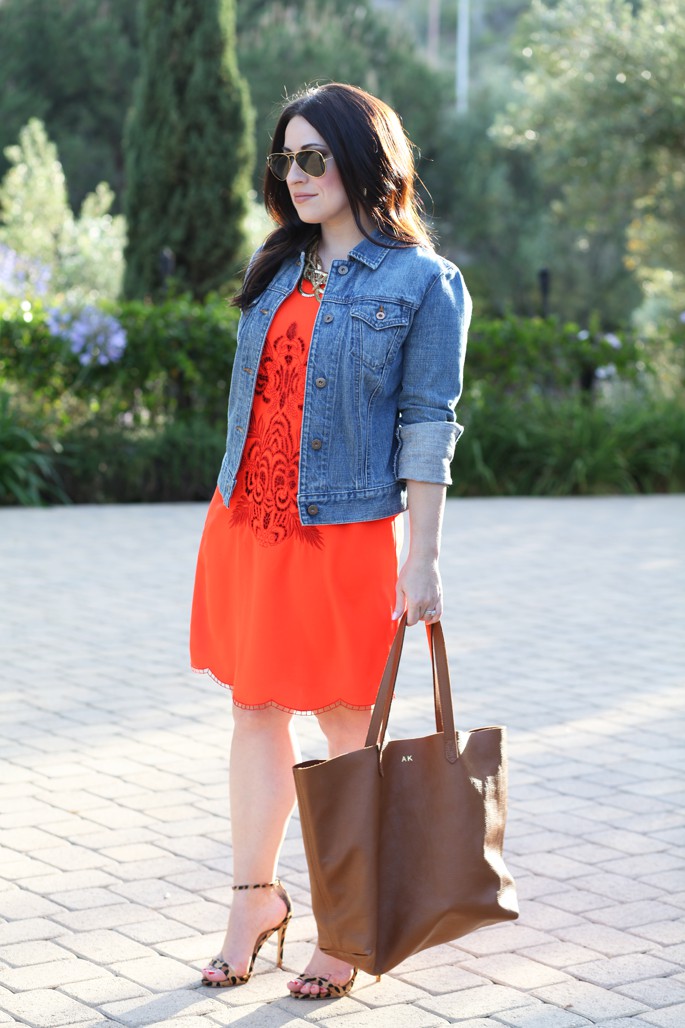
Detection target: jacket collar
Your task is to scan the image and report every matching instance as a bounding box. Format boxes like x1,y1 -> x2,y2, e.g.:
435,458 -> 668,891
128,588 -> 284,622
348,231 -> 396,269
293,230 -> 400,273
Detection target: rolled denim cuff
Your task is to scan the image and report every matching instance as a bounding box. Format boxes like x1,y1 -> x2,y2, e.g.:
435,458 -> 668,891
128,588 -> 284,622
396,421 -> 463,485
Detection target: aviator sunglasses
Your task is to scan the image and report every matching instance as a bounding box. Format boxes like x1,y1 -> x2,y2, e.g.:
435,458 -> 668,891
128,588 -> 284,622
267,149 -> 334,181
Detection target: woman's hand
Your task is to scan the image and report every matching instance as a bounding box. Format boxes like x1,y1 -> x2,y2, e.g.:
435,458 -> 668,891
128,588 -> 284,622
393,554 -> 442,626
392,479 -> 447,626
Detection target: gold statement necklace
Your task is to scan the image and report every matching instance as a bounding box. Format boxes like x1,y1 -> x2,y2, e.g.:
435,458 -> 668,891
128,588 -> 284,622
299,241 -> 329,302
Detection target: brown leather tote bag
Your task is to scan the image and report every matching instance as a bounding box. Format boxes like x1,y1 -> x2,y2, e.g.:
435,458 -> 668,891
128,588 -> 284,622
292,615 -> 519,976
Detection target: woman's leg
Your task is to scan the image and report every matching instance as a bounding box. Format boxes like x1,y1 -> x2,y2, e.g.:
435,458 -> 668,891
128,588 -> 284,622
287,706 -> 372,997
204,704 -> 299,979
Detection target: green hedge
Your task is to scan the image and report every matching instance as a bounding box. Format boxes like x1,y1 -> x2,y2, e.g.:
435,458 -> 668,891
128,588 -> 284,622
55,418 -> 226,503
0,296 -> 681,504
0,391 -> 67,504
0,294 -> 239,424
464,316 -> 645,396
1,300 -> 645,418
451,394 -> 685,497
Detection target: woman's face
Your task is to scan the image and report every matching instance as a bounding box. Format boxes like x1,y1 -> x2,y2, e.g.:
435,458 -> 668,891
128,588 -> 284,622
282,116 -> 354,233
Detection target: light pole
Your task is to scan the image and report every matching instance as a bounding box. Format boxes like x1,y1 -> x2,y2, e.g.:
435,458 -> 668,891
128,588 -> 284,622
428,0 -> 441,64
456,0 -> 470,114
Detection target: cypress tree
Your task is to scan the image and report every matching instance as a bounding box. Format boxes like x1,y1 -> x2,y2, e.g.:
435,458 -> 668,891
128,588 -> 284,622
123,0 -> 254,300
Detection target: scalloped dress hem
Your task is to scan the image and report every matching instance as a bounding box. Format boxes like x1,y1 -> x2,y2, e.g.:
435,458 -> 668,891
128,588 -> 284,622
191,666 -> 374,716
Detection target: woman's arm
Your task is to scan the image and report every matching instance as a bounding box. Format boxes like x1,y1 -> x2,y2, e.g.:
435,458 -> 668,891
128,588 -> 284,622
395,267 -> 470,487
393,480 -> 446,626
391,263 -> 470,625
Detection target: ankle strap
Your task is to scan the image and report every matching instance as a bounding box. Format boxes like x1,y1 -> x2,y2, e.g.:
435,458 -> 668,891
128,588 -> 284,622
232,879 -> 280,891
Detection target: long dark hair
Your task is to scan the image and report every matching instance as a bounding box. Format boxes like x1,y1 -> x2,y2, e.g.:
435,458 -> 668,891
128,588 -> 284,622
234,83 -> 433,309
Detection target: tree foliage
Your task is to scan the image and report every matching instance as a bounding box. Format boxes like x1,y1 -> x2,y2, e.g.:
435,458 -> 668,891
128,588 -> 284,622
0,0 -> 139,212
236,0 -> 451,196
123,0 -> 254,300
493,0 -> 685,326
1,0 -> 683,328
426,88 -> 548,317
0,119 -> 126,303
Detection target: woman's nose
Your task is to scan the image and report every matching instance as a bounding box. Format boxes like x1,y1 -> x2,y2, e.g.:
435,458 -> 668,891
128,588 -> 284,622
287,159 -> 308,184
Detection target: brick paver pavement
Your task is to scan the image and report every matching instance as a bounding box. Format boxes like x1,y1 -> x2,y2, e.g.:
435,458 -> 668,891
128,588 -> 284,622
1,495 -> 684,1028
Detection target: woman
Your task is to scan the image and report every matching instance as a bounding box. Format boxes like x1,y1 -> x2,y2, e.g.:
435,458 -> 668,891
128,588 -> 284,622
190,82 -> 470,999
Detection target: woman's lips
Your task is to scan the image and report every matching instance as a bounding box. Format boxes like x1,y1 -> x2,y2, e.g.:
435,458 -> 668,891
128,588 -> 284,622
292,193 -> 316,203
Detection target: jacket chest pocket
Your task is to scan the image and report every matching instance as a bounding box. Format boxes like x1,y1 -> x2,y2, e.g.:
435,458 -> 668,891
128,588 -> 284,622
350,301 -> 411,370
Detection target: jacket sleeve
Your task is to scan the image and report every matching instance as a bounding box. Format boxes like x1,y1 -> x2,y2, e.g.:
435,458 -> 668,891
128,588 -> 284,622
396,264 -> 471,485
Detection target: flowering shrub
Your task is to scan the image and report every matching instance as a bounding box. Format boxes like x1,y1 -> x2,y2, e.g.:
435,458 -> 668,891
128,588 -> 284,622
0,244 -> 52,300
0,293 -> 239,424
46,306 -> 127,367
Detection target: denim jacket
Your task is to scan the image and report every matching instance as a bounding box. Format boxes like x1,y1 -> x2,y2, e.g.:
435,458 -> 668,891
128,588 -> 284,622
217,235 -> 471,525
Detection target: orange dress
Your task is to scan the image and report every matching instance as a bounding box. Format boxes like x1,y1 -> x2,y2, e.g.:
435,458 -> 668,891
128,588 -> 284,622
190,281 -> 403,714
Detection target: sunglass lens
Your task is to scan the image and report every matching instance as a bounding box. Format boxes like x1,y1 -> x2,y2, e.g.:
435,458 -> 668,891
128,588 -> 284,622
267,154 -> 291,180
268,151 -> 327,179
297,151 -> 326,177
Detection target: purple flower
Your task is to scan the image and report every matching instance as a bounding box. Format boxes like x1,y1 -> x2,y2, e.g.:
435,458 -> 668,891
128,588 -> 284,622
603,333 -> 621,349
0,244 -> 51,298
46,309 -> 69,335
46,305 -> 127,366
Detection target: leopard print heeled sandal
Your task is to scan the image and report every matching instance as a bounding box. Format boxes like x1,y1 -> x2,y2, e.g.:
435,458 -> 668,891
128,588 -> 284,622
201,879 -> 291,988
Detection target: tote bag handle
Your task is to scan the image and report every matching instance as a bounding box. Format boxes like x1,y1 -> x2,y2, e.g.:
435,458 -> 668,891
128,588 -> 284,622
365,614 -> 458,764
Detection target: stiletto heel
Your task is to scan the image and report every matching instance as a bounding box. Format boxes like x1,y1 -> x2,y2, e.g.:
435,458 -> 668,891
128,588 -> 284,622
276,920 -> 288,968
201,879 -> 292,987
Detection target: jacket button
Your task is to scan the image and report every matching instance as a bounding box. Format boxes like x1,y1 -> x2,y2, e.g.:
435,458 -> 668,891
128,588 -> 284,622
307,504 -> 319,516
338,265 -> 349,275
323,313 -> 334,323
315,377 -> 327,388
311,438 -> 322,450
